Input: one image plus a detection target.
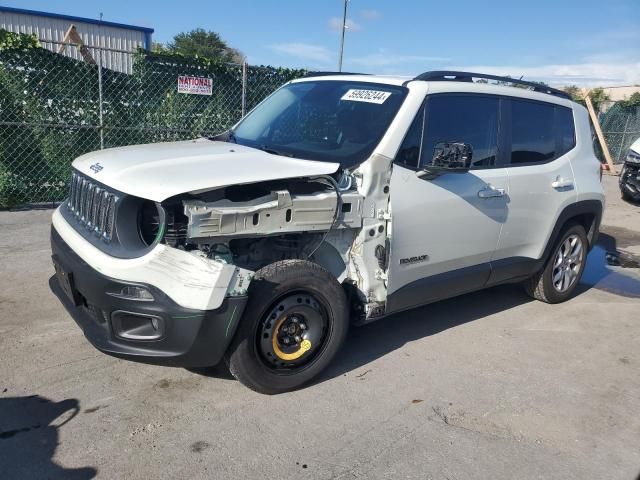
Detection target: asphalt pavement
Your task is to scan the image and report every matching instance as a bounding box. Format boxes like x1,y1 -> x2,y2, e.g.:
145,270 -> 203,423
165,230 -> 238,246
0,175 -> 638,479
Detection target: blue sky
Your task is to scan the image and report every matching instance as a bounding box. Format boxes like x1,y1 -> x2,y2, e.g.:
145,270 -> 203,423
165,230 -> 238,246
5,0 -> 640,86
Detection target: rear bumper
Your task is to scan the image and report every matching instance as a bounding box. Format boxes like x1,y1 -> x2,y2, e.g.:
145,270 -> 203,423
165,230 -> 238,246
50,227 -> 247,367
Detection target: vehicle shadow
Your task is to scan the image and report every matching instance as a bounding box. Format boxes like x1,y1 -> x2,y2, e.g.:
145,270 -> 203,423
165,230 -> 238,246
0,395 -> 97,479
191,230 -> 640,387
319,284 -> 532,383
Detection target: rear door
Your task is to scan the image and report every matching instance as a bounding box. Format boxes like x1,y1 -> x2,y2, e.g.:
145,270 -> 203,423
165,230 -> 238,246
489,98 -> 578,283
387,94 -> 508,312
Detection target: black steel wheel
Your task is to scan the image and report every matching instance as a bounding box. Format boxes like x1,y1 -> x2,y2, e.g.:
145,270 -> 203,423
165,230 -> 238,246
258,293 -> 329,370
225,260 -> 349,394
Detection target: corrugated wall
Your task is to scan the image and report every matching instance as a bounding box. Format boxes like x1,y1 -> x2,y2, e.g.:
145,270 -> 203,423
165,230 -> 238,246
0,11 -> 147,73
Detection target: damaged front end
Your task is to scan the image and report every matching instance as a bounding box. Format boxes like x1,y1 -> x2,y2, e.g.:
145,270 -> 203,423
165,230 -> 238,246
150,158 -> 393,323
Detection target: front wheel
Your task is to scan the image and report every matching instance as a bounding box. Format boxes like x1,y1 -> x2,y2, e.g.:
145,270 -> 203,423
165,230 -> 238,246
524,224 -> 588,303
225,260 -> 349,394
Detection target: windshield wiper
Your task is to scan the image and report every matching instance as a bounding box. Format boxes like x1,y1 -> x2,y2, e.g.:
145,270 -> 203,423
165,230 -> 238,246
259,145 -> 295,158
207,129 -> 236,143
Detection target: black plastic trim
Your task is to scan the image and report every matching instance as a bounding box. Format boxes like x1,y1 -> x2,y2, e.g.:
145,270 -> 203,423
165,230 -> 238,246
50,226 -> 248,368
486,257 -> 541,286
302,71 -> 369,78
61,169 -> 166,259
413,71 -> 571,99
539,199 -> 602,261
386,263 -> 490,315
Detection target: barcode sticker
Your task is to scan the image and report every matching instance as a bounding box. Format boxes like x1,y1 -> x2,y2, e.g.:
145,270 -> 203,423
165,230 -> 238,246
341,89 -> 392,104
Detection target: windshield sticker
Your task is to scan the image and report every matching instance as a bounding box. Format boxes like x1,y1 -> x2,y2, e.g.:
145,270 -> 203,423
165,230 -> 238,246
341,89 -> 392,104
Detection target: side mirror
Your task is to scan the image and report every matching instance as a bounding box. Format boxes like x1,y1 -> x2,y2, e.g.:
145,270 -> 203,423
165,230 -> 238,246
416,142 -> 473,179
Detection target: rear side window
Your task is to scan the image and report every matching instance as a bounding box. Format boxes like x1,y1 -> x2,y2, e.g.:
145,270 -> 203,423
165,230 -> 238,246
509,99 -> 575,165
556,106 -> 576,156
420,95 -> 499,169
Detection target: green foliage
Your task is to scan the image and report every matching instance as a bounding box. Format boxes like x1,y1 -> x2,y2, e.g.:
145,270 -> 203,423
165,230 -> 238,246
618,92 -> 640,110
0,29 -> 40,50
588,87 -> 611,113
163,28 -> 243,63
563,85 -> 582,102
0,46 -> 306,207
562,86 -> 611,114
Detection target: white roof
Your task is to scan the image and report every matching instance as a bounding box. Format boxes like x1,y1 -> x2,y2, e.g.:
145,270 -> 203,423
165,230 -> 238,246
294,73 -> 577,108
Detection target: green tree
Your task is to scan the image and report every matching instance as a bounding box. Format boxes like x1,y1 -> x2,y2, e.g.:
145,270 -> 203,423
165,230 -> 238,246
165,28 -> 243,63
587,87 -> 611,114
563,85 -> 583,102
618,92 -> 640,110
562,86 -> 610,114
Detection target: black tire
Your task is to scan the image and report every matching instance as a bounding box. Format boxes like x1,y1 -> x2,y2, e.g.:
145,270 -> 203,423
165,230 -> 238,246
621,189 -> 634,202
225,260 -> 349,394
523,224 -> 588,303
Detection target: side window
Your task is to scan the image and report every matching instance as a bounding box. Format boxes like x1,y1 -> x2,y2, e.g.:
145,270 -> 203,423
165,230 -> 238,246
510,100 -> 556,164
556,106 -> 576,156
395,108 -> 424,168
420,95 -> 499,169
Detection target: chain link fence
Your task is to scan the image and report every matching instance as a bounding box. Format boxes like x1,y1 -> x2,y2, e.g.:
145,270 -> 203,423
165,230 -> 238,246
0,43 -> 305,207
4,39 -> 640,208
599,103 -> 640,164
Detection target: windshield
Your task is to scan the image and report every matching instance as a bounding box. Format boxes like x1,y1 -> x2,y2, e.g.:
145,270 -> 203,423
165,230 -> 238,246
231,80 -> 408,168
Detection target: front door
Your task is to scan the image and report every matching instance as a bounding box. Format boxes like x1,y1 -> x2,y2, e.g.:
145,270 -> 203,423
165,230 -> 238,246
386,93 -> 508,313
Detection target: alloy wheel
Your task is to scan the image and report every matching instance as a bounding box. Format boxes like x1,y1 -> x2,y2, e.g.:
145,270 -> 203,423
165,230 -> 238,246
552,234 -> 584,293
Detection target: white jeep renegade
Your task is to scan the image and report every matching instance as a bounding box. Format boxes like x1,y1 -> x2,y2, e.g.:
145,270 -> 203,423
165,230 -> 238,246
51,71 -> 604,393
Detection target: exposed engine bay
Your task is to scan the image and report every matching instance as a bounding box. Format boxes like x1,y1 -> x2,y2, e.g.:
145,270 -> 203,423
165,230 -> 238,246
152,156 -> 393,323
158,175 -> 361,270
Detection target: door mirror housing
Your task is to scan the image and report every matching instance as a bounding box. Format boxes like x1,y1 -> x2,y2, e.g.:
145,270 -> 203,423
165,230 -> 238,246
416,142 -> 473,179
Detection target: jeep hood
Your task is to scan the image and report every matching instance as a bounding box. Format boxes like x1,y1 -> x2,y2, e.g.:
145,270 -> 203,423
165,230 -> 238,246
72,138 -> 340,202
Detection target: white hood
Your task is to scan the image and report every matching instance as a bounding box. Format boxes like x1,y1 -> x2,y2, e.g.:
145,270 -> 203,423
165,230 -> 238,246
630,137 -> 640,155
72,139 -> 340,202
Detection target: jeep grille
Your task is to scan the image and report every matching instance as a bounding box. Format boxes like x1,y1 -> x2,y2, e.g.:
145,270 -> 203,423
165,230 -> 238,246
67,172 -> 117,241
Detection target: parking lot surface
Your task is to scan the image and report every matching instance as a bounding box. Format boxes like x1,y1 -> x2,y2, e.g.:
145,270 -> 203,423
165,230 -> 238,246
1,175 -> 639,479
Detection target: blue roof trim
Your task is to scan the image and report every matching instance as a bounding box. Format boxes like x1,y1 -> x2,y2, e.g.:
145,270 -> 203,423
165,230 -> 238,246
0,6 -> 154,33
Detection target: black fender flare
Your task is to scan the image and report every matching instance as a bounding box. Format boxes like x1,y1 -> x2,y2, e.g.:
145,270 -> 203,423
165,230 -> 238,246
540,199 -> 603,266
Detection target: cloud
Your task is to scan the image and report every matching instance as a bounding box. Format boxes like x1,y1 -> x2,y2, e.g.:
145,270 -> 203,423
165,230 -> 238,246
269,43 -> 333,64
328,17 -> 362,32
444,62 -> 640,87
360,9 -> 382,21
351,50 -> 451,68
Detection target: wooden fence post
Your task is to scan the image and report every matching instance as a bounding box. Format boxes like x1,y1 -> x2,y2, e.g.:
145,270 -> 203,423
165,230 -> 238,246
584,94 -> 617,174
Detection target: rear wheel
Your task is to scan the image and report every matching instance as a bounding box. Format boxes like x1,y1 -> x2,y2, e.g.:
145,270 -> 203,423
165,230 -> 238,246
225,260 -> 349,394
524,224 -> 588,303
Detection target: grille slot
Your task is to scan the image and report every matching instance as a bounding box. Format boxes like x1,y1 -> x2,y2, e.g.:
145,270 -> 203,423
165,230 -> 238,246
67,172 -> 117,241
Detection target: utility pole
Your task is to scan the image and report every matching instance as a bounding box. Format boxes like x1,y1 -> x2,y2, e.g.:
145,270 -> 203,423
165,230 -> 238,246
338,0 -> 348,72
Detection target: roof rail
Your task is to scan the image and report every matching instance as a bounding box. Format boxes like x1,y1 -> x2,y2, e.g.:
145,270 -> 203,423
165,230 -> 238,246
303,71 -> 369,78
413,71 -> 571,100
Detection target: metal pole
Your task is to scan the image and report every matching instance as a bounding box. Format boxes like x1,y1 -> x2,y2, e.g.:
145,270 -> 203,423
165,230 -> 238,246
97,48 -> 104,149
338,0 -> 348,72
241,59 -> 247,117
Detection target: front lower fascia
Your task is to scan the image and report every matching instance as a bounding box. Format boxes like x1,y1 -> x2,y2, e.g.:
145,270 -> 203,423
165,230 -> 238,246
51,207 -> 248,311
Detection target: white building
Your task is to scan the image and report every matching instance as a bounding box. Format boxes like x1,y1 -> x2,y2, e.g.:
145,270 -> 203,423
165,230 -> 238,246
0,6 -> 154,73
